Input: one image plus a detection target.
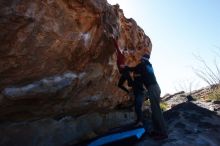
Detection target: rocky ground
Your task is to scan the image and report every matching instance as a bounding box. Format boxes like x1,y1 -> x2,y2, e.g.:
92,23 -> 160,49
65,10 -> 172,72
137,102 -> 220,146
136,87 -> 220,146
79,87 -> 220,146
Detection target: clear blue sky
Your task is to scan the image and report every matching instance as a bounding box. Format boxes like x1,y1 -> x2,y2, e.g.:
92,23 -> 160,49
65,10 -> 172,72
107,0 -> 220,95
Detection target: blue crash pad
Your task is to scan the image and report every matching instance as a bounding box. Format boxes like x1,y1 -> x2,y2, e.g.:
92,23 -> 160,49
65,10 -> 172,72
88,127 -> 145,146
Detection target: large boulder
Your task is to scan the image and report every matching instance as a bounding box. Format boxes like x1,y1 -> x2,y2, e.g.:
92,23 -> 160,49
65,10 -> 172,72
0,0 -> 152,120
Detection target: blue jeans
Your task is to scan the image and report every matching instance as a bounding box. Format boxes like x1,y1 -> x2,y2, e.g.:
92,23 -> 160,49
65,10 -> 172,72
134,91 -> 145,122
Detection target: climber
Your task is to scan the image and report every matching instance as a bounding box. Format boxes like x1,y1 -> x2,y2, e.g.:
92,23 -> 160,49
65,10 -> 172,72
126,62 -> 146,128
127,54 -> 168,140
111,34 -> 133,94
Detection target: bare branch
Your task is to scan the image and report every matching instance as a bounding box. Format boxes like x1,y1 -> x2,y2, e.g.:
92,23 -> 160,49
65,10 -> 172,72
193,48 -> 220,87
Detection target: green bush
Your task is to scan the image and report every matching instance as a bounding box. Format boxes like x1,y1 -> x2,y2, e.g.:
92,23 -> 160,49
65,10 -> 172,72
205,87 -> 220,101
160,102 -> 169,111
144,100 -> 169,111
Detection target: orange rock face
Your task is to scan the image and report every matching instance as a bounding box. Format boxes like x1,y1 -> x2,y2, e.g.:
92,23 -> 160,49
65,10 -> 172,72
0,0 -> 152,120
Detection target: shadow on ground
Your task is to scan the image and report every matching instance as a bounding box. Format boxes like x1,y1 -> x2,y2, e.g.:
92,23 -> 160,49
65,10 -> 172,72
73,102 -> 220,146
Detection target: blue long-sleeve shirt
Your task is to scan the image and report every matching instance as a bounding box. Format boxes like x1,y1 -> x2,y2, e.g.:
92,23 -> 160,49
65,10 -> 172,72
128,60 -> 157,94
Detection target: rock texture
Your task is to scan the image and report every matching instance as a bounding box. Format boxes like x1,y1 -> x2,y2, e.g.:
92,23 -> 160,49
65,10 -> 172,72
137,102 -> 220,146
0,110 -> 135,146
72,90 -> 220,146
162,86 -> 220,112
1,1 -> 220,146
135,87 -> 220,146
0,0 -> 151,120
